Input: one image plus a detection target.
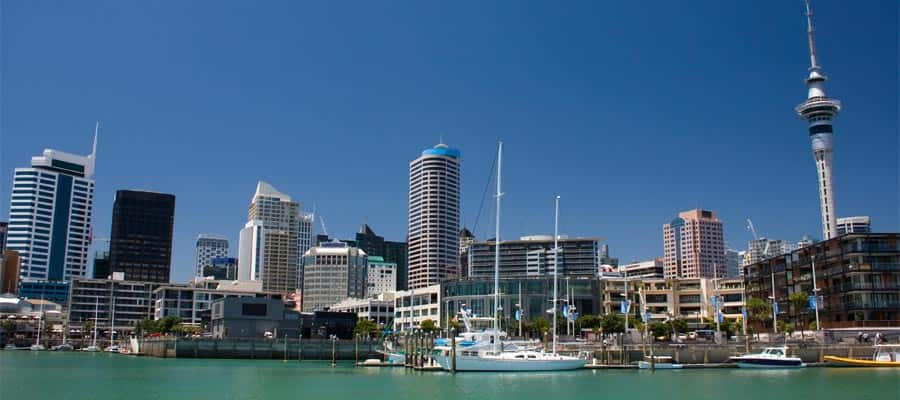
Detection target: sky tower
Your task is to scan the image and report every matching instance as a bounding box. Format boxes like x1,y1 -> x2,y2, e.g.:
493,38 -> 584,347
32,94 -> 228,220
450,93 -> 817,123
795,0 -> 841,240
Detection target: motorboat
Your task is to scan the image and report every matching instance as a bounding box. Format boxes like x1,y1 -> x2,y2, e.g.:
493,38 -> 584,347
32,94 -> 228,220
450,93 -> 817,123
638,355 -> 683,369
29,344 -> 46,351
105,345 -> 120,353
83,345 -> 101,352
730,347 -> 805,368
52,343 -> 75,351
824,344 -> 900,368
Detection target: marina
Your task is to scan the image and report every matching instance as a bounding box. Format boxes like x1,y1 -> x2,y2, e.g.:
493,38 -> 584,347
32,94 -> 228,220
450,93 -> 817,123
1,351 -> 897,400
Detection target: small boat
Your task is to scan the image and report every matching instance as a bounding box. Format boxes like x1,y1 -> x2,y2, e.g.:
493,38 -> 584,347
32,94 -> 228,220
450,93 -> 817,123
83,345 -> 101,352
29,344 -> 45,351
117,347 -> 132,355
824,344 -> 900,368
730,347 -> 804,368
638,355 -> 683,369
105,345 -> 120,353
52,343 -> 74,351
4,344 -> 22,350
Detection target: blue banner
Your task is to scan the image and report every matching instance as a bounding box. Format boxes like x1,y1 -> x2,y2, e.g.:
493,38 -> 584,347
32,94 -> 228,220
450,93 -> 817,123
773,302 -> 779,315
716,311 -> 723,324
515,309 -> 521,321
620,300 -> 630,314
741,306 -> 748,321
710,296 -> 717,308
808,296 -> 817,310
643,311 -> 651,322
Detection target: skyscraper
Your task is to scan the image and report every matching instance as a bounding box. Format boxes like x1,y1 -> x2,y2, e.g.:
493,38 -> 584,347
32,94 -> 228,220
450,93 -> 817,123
407,143 -> 460,289
108,190 -> 176,283
8,125 -> 97,284
796,0 -> 842,241
663,209 -> 726,279
239,181 -> 301,292
195,234 -> 229,277
354,223 -> 407,291
301,241 -> 367,312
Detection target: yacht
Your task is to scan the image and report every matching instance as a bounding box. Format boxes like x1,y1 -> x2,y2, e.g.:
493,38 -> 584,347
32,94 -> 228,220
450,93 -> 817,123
433,142 -> 586,372
730,347 -> 805,368
52,343 -> 74,351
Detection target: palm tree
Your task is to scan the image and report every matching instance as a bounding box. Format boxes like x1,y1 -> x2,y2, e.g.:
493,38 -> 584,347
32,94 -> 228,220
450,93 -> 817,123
788,291 -> 809,335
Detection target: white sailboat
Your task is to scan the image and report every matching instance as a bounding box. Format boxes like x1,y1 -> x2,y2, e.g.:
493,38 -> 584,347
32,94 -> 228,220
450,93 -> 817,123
83,297 -> 101,352
434,142 -> 586,371
30,297 -> 46,351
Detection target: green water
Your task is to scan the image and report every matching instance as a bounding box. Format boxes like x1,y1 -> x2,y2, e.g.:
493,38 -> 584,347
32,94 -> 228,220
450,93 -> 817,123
1,352 -> 897,400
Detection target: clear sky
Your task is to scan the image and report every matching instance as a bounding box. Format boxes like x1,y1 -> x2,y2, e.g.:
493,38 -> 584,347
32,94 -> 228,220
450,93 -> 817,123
2,1 -> 897,283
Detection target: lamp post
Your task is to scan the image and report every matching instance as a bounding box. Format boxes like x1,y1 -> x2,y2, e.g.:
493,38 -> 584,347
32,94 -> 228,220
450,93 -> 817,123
769,264 -> 778,336
811,253 -> 821,332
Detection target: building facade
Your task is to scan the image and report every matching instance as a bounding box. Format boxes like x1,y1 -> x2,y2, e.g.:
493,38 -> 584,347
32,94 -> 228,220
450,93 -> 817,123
329,296 -> 395,327
467,235 -> 599,278
1,250 -> 20,294
663,209 -> 726,279
67,275 -> 172,338
744,233 -> 899,328
202,257 -> 238,280
366,256 -> 396,297
195,234 -> 229,277
8,133 -> 97,285
153,278 -> 281,327
352,224 -> 409,291
407,143 -> 460,289
238,219 -> 265,282
393,284 -> 442,332
92,251 -> 110,279
240,182 -> 301,293
108,190 -> 176,283
619,258 -> 664,279
836,216 -> 871,235
301,241 -> 367,312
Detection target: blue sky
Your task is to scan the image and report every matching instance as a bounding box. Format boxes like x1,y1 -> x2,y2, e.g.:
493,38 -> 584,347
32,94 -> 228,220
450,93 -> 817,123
2,1 -> 897,283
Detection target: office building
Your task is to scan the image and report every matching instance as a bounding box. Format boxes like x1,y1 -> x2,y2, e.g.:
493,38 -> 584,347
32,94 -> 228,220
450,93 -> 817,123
298,212 -> 314,271
8,129 -> 97,284
153,277 -> 281,326
108,190 -> 176,283
301,241 -> 367,312
459,228 -> 475,279
745,237 -> 794,265
836,216 -> 871,235
1,250 -> 20,294
599,244 -> 619,267
353,223 -> 408,291
67,274 -> 173,338
239,182 -> 301,293
202,257 -> 238,280
407,143 -> 461,289
92,251 -> 110,279
329,296 -> 395,327
211,297 -> 356,339
795,0 -> 842,240
393,284 -> 441,332
619,258 -> 664,279
0,221 -> 7,251
725,249 -> 742,278
195,234 -> 229,277
467,235 -> 599,278
366,256 -> 396,297
744,233 -> 899,328
663,209 -> 726,279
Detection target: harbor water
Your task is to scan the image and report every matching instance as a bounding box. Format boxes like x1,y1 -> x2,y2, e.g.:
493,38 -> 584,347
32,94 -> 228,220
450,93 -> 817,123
1,352 -> 896,400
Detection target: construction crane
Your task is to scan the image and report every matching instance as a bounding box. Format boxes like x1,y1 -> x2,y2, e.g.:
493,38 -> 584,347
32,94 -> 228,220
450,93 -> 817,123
746,219 -> 759,240
319,216 -> 329,237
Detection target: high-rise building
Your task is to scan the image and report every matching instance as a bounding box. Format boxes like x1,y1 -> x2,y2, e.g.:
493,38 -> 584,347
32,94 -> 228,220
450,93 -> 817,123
745,237 -> 794,265
598,244 -> 619,267
663,209 -> 726,279
1,250 -> 20,294
240,182 -> 301,292
385,240 -> 408,291
195,234 -> 229,277
407,143 -> 461,289
92,251 -> 110,279
301,241 -> 367,312
796,0 -> 842,241
0,221 -> 7,251
298,212 -> 314,271
366,256 -> 396,297
467,235 -> 599,278
459,228 -> 475,279
108,190 -> 176,283
237,219 -> 265,282
836,216 -> 871,235
353,223 -> 408,290
8,128 -> 97,284
725,249 -> 742,278
202,257 -> 238,280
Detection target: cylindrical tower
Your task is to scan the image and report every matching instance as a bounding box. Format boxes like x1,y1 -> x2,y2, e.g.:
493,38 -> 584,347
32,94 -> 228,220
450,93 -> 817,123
795,0 -> 841,240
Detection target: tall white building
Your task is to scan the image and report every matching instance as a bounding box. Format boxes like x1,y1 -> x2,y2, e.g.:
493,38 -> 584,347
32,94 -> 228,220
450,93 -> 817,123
237,181 -> 301,292
8,125 -> 97,283
407,143 -> 460,289
195,234 -> 229,277
297,211 -> 314,287
366,256 -> 396,297
301,241 -> 367,312
796,0 -> 842,241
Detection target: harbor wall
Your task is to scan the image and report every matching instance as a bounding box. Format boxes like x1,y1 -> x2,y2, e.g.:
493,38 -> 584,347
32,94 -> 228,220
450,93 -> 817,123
141,338 -> 381,360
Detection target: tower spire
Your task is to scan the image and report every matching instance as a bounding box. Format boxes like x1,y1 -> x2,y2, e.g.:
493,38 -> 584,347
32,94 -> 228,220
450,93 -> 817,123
91,120 -> 100,159
804,0 -> 819,71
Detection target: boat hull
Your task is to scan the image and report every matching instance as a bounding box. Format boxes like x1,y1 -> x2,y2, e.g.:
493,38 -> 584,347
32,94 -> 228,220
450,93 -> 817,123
732,358 -> 804,368
434,354 -> 585,371
824,355 -> 900,368
638,361 -> 683,369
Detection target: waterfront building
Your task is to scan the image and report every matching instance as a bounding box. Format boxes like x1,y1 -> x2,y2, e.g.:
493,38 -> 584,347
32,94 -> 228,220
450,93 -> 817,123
300,241 -> 367,312
366,256 -> 396,297
1,250 -> 20,294
663,209 -> 726,279
796,0 -> 842,240
619,258 -> 664,279
202,257 -> 238,280
393,284 -> 441,332
8,130 -> 97,285
19,281 -> 70,304
108,190 -> 176,283
352,224 -> 408,291
240,182 -> 301,293
92,251 -> 110,279
407,143 -> 461,289
836,216 -> 871,235
328,296 -> 395,326
210,297 -> 356,339
441,277 -> 601,332
195,234 -> 229,277
744,233 -> 899,328
67,274 -> 175,338
467,235 -> 599,278
153,278 -> 281,327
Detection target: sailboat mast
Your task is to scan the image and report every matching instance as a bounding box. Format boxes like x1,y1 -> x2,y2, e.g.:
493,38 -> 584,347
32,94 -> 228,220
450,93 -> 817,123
36,296 -> 44,345
92,297 -> 99,347
493,141 -> 503,332
552,195 -> 560,354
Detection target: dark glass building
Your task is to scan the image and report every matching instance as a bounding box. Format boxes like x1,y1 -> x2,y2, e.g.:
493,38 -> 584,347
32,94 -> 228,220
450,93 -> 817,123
354,224 -> 408,291
92,251 -> 110,279
108,190 -> 175,283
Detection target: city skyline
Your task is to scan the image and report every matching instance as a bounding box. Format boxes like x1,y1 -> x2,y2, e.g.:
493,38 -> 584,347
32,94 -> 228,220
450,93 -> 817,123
2,1 -> 897,283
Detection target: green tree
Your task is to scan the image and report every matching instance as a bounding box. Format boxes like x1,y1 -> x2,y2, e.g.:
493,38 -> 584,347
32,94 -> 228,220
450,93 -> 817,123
600,314 -> 625,334
670,318 -> 689,334
649,321 -> 669,339
419,319 -> 437,333
788,291 -> 809,332
447,318 -> 463,334
746,297 -> 772,337
576,314 -> 601,331
529,316 -> 551,338
354,318 -> 378,337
